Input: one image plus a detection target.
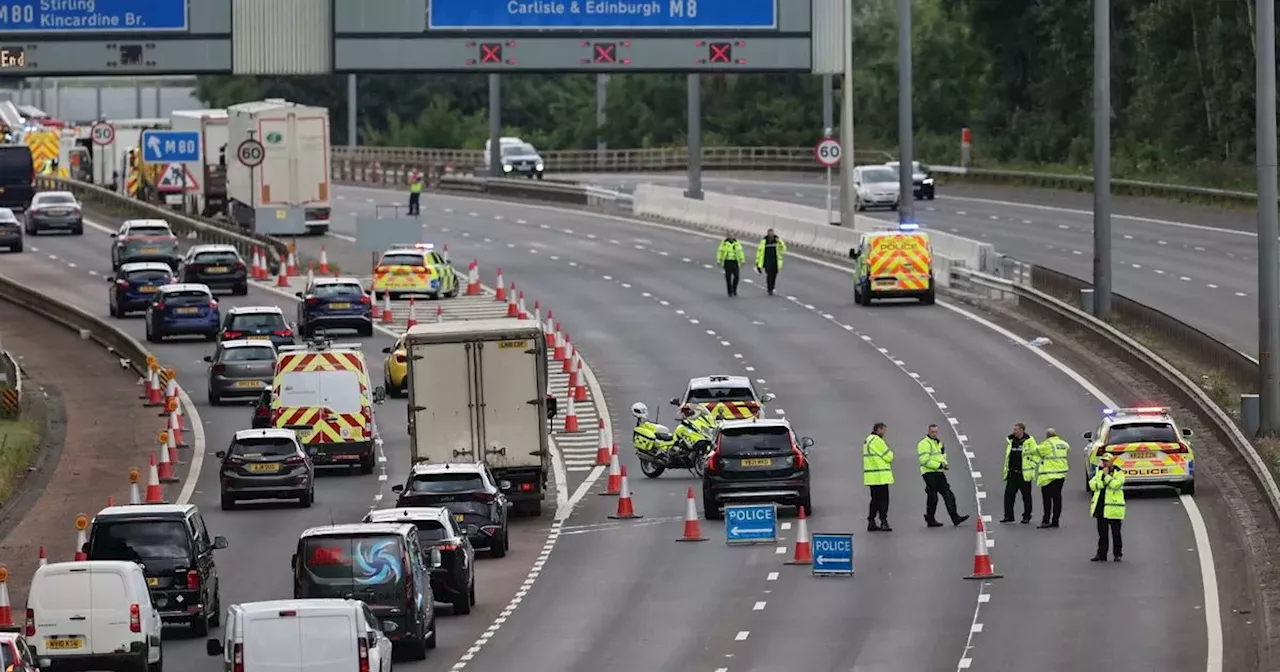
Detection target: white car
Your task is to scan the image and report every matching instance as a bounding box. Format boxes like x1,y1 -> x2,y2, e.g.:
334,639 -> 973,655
670,374 -> 775,420
853,165 -> 902,211
26,561 -> 163,671
207,599 -> 393,672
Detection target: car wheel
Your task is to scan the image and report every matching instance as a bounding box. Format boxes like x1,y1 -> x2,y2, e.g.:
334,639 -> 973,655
405,622 -> 429,660
208,391 -> 222,406
10,243 -> 19,253
72,226 -> 83,235
490,531 -> 508,558
359,453 -> 375,475
469,580 -> 477,606
221,493 -> 235,511
524,499 -> 542,517
858,281 -> 873,306
109,302 -> 119,318
452,592 -> 472,615
191,609 -> 209,637
147,644 -> 163,672
425,614 -> 437,649
205,331 -> 218,342
1180,480 -> 1195,496
920,288 -> 936,305
144,322 -> 155,342
359,323 -> 373,337
300,488 -> 313,507
233,284 -> 248,296
209,593 -> 221,627
703,489 -> 723,520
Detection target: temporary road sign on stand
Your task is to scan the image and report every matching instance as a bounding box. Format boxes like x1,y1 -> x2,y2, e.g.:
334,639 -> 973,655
90,122 -> 115,146
814,138 -> 842,167
724,503 -> 777,544
237,139 -> 265,167
811,532 -> 854,576
141,130 -> 201,163
156,163 -> 200,193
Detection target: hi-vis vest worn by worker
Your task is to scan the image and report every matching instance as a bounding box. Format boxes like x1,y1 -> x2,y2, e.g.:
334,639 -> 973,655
863,434 -> 895,486
1036,436 -> 1071,487
409,171 -> 423,193
755,236 -> 787,269
1089,470 -> 1126,519
1002,435 -> 1040,481
916,436 -> 947,474
717,239 -> 745,266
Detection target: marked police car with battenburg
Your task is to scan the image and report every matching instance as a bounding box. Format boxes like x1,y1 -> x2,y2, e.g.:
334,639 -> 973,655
1081,406 -> 1195,495
671,374 -> 776,421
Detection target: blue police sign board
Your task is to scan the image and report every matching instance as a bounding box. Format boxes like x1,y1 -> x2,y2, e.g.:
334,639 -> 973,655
0,1 -> 189,33
811,533 -> 854,576
429,0 -> 778,30
141,131 -> 201,164
724,503 -> 777,544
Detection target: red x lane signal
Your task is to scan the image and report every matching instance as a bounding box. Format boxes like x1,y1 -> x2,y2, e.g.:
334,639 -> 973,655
709,42 -> 732,63
480,43 -> 503,63
594,42 -> 616,63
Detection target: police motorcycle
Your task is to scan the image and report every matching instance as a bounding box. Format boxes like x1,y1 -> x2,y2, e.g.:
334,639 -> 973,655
631,402 -> 716,478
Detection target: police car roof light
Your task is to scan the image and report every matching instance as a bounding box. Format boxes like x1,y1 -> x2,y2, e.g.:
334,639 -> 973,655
1104,406 -> 1169,416
897,222 -> 920,231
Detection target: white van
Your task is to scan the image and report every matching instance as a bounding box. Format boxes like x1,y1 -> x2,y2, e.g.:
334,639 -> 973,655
206,599 -> 393,672
26,561 -> 164,671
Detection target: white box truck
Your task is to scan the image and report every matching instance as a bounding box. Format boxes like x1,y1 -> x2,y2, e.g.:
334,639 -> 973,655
403,319 -> 551,515
170,109 -> 229,217
226,99 -> 331,236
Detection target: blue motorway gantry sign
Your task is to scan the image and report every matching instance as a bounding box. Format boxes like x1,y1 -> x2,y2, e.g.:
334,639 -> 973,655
429,0 -> 778,30
141,130 -> 201,164
0,0 -> 189,33
724,503 -> 777,544
811,533 -> 854,576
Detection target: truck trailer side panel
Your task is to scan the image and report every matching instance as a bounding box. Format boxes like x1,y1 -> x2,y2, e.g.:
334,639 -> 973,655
408,340 -> 477,464
477,335 -> 545,471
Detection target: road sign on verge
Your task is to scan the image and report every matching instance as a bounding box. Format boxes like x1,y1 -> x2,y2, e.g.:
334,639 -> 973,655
156,163 -> 200,193
90,121 -> 115,146
725,503 -> 777,544
814,138 -> 842,167
237,139 -> 265,168
141,130 -> 200,163
811,532 -> 854,575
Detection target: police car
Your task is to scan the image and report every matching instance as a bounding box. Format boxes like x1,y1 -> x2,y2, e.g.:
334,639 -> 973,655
371,243 -> 458,300
1081,407 -> 1195,495
670,375 -> 775,421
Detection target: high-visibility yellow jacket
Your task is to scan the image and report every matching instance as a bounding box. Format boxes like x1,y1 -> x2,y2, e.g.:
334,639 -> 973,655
1002,435 -> 1040,481
1036,436 -> 1071,486
917,436 -> 947,474
863,434 -> 894,486
1089,469 -> 1126,519
717,239 -> 745,265
755,236 -> 787,269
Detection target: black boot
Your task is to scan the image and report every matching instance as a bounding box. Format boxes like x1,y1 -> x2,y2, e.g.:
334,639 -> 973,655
867,519 -> 880,532
924,515 -> 943,528
879,519 -> 893,532
952,514 -> 971,527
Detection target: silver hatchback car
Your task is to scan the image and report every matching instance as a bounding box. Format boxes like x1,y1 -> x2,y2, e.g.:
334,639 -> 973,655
204,339 -> 277,405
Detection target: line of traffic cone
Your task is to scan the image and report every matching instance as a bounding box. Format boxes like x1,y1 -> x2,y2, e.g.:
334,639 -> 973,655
162,428 -> 181,466
494,268 -> 506,301
567,353 -> 579,390
250,248 -> 263,280
608,465 -> 643,520
595,419 -> 611,465
676,487 -> 707,541
785,507 -> 813,565
466,260 -> 481,295
506,284 -> 519,317
318,246 -> 330,274
965,518 -> 1003,580
156,441 -> 178,484
381,292 -> 394,324
573,354 -> 587,402
145,455 -> 165,503
600,445 -> 621,495
563,393 -> 579,432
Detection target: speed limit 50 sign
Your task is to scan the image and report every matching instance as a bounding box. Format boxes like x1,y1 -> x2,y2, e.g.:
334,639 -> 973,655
90,121 -> 115,146
814,138 -> 842,167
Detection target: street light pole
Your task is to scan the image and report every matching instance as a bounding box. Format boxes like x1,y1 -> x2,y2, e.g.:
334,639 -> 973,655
896,0 -> 914,225
838,0 -> 855,227
1256,0 -> 1280,434
1091,0 -> 1113,318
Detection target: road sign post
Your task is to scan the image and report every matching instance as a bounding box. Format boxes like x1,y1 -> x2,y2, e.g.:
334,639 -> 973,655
90,121 -> 114,146
724,503 -> 777,545
140,130 -> 201,164
811,532 -> 854,576
816,133 -> 840,226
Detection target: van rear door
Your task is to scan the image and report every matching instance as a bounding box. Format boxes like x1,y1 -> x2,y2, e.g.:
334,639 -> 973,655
243,610 -> 303,671
31,568 -> 93,654
89,568 -> 132,655
299,612 -> 358,672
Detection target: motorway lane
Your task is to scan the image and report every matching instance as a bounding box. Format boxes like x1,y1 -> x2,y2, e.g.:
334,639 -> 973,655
563,172 -> 1262,353
5,223 -> 554,672
320,185 -> 1210,671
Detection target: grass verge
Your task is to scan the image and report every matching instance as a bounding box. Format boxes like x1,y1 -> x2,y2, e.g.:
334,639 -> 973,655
0,419 -> 39,503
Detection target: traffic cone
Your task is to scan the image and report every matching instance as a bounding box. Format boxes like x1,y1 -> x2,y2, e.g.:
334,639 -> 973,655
676,487 -> 708,541
106,495 -> 115,507
160,377 -> 178,417
608,465 -> 642,520
466,260 -> 481,295
37,546 -> 46,568
167,409 -> 188,449
163,427 -> 181,465
276,263 -> 290,287
129,467 -> 142,505
144,369 -> 163,407
174,399 -> 186,431
286,249 -> 299,276
533,301 -> 541,327
563,394 -> 579,432
381,292 -> 394,324
73,525 -> 87,562
144,455 -> 164,503
562,338 -> 575,373
442,243 -> 450,263
573,354 -> 588,402
567,352 -> 579,390
785,507 -> 813,565
552,324 -> 565,360
0,572 -> 11,627
370,289 -> 382,320
406,298 -> 418,328
595,419 -> 611,466
517,291 -> 528,319
318,246 -> 330,274
436,304 -> 444,323
256,248 -> 268,280
506,284 -> 519,317
544,310 -> 555,346
494,268 -> 506,301
600,445 -> 621,495
964,519 -> 1003,580
156,441 -> 178,484
306,263 -> 315,287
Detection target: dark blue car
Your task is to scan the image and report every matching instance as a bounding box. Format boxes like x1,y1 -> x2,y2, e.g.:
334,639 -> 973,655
296,277 -> 374,338
144,283 -> 220,342
108,262 -> 174,317
218,305 -> 296,348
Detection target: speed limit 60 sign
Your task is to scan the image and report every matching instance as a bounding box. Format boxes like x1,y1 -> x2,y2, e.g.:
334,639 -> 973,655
814,138 -> 841,167
90,121 -> 115,146
237,139 -> 265,167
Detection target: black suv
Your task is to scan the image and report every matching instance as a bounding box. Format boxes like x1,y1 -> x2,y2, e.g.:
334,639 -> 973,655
363,507 -> 477,615
393,463 -> 511,558
0,145 -> 34,212
84,504 -> 228,636
701,418 -> 814,520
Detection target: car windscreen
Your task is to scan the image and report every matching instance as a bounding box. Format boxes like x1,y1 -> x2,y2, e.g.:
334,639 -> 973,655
123,226 -> 172,239
125,268 -> 172,283
408,473 -> 485,494
313,283 -> 365,298
860,167 -> 896,182
89,520 -> 192,561
298,535 -> 406,600
230,436 -> 297,457
162,290 -> 210,306
229,313 -> 285,330
686,387 -> 756,403
221,346 -> 275,362
277,370 -> 363,413
1106,422 -> 1178,444
193,250 -> 241,265
717,426 -> 792,455
411,520 -> 450,542
35,193 -> 75,205
380,253 -> 424,267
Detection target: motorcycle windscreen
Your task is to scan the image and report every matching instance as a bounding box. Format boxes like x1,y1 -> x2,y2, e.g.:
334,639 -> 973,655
478,337 -> 542,469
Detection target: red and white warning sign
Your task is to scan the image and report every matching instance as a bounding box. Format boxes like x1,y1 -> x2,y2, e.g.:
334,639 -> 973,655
156,163 -> 200,193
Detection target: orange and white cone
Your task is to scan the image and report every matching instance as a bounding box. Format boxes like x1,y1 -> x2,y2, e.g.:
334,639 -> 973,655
286,249 -> 299,276
785,506 -> 813,565
494,268 -> 506,301
174,399 -> 186,431
544,310 -> 555,346
466,260 -> 481,295
563,393 -> 579,432
0,570 -> 12,626
144,369 -> 163,407
562,337 -> 575,373
129,467 -> 142,505
168,408 -> 188,449
600,445 -> 621,495
381,292 -> 394,324
567,352 -> 579,390
318,246 -> 330,274
276,262 -> 290,287
371,289 -> 382,320
676,487 -> 708,541
37,546 -> 47,568
156,440 -> 178,484
595,419 -> 611,466
442,244 -> 450,263
573,354 -> 588,402
406,297 -> 418,329
517,291 -> 528,319
436,305 -> 444,324
73,524 -> 88,562
256,248 -> 269,280
306,263 -> 315,287
163,426 -> 181,466
533,301 -> 541,327
145,455 -> 164,503
161,376 -> 178,415
609,465 -> 643,520
965,519 -> 1003,580
249,248 -> 260,279
506,284 -> 519,317
552,324 -> 565,360
106,495 -> 115,507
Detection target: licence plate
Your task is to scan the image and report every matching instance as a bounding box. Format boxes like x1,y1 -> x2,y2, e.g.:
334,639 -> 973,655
454,514 -> 465,522
47,208 -> 68,215
740,458 -> 773,467
140,247 -> 161,254
233,380 -> 262,388
147,577 -> 158,587
248,463 -> 280,473
139,286 -> 158,293
45,637 -> 83,650
329,302 -> 351,309
875,279 -> 898,286
247,335 -> 270,341
296,429 -> 313,440
207,266 -> 229,273
176,307 -> 199,314
1127,451 -> 1158,459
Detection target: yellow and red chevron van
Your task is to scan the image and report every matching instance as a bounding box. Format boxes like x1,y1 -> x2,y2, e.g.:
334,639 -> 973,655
849,224 -> 935,305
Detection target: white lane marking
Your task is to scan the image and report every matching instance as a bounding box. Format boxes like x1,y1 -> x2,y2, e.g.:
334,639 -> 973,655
752,601 -> 766,611
766,572 -> 779,581
734,631 -> 749,641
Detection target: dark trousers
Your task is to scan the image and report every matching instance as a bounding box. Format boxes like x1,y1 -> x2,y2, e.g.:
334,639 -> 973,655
1040,478 -> 1064,525
723,262 -> 740,296
1095,517 -> 1123,558
764,264 -> 779,293
408,191 -> 421,215
867,485 -> 890,522
1002,473 -> 1033,520
923,472 -> 961,523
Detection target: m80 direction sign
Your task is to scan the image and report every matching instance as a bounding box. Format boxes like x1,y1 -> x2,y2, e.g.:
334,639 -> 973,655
0,0 -> 189,32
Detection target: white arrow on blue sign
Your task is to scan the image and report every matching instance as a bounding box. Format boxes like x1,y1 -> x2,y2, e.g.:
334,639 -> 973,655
724,503 -> 777,544
811,533 -> 854,575
140,130 -> 201,164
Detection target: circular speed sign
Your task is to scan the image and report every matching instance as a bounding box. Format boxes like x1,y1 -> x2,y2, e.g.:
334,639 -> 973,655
237,139 -> 265,167
814,138 -> 842,167
90,121 -> 115,146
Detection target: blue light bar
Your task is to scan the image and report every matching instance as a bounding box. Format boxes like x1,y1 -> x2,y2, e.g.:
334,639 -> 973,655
898,222 -> 920,231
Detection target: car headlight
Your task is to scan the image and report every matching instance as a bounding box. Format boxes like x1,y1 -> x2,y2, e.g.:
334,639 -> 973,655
502,164 -> 513,172
922,178 -> 934,185
535,163 -> 544,171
